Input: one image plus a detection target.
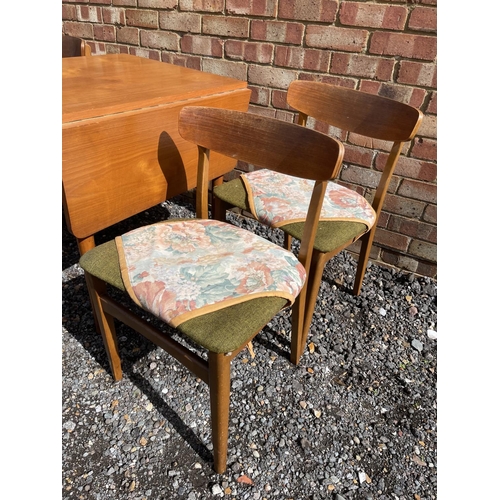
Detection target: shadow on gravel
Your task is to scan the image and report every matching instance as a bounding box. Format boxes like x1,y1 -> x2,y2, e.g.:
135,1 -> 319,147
126,370 -> 213,465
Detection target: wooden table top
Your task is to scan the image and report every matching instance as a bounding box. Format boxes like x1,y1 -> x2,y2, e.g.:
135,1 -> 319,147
62,54 -> 249,124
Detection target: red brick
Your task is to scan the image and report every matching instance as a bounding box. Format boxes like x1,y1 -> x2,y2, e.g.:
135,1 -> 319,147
180,0 -> 224,12
227,0 -> 277,17
138,0 -> 177,7
248,104 -> 277,118
116,26 -> 139,44
275,46 -> 330,72
330,53 -> 394,81
340,2 -> 407,30
112,0 -> 136,5
411,137 -> 437,161
63,21 -> 94,39
427,91 -> 437,114
408,239 -> 436,262
278,0 -> 338,23
225,40 -> 273,64
203,58 -> 248,81
409,7 -> 437,32
415,260 -> 436,278
398,61 -> 436,87
203,15 -> 249,38
388,215 -> 436,243
78,6 -> 103,22
276,110 -> 295,123
249,85 -> 271,106
423,204 -> 437,224
141,30 -> 179,50
90,0 -> 112,4
91,41 -> 107,54
384,193 -> 425,219
160,11 -> 202,32
398,179 -> 436,203
305,25 -> 368,52
298,72 -> 356,89
271,89 -> 290,110
379,249 -> 419,273
162,52 -> 202,70
376,154 -> 437,182
251,20 -> 304,44
358,81 -> 427,109
343,146 -> 375,168
62,5 -> 77,20
103,43 -> 129,54
94,24 -> 116,42
340,164 -> 385,189
125,9 -> 158,28
181,34 -> 222,56
102,7 -> 126,25
248,64 -> 297,89
306,117 -> 345,139
374,228 -> 410,252
130,47 -> 161,59
418,115 -> 437,139
370,32 -> 436,61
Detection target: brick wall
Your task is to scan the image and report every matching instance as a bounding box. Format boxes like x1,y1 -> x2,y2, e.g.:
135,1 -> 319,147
62,0 -> 437,279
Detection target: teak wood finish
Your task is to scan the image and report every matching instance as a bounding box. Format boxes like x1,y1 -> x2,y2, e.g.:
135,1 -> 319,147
79,107 -> 344,473
62,54 -> 251,254
213,81 -> 423,364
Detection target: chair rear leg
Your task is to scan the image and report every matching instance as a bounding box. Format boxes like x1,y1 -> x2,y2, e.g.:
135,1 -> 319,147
352,229 -> 376,296
302,251 -> 329,343
212,196 -> 230,222
208,351 -> 231,474
84,272 -> 123,381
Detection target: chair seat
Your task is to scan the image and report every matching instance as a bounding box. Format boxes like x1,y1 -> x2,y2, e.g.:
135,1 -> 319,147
80,239 -> 289,354
214,177 -> 369,254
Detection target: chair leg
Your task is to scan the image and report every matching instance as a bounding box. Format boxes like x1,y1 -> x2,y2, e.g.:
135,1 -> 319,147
84,272 -> 123,381
212,196 -> 230,222
284,233 -> 293,251
208,351 -> 231,474
302,250 -> 329,342
352,228 -> 376,296
290,282 -> 307,366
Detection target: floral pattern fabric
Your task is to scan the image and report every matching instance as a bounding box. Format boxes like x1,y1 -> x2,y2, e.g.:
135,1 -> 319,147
241,169 -> 376,229
116,220 -> 306,328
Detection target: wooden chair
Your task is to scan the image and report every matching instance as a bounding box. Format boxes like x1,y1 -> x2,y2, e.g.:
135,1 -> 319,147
62,34 -> 91,57
74,107 -> 344,473
213,81 -> 423,364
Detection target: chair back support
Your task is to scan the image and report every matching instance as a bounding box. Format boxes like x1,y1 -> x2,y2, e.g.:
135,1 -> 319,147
178,105 -> 345,276
287,81 -> 423,218
179,106 -> 343,182
287,81 -> 422,142
62,34 -> 91,57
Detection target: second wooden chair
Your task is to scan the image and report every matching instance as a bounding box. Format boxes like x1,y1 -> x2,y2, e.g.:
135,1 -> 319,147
213,81 -> 423,364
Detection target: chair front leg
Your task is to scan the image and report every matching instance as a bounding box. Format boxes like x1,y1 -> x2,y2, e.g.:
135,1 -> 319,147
290,281 -> 308,366
84,272 -> 123,381
352,228 -> 376,296
208,351 -> 231,474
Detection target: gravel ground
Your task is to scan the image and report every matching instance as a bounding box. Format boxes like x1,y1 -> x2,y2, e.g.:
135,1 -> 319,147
62,196 -> 437,500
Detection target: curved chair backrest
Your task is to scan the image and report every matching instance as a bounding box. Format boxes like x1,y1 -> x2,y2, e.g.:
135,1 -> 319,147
287,81 -> 422,142
287,81 -> 423,217
62,34 -> 91,57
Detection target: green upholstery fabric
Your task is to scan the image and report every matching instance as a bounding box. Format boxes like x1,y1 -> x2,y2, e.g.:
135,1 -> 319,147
213,178 -> 368,254
79,240 -> 287,353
